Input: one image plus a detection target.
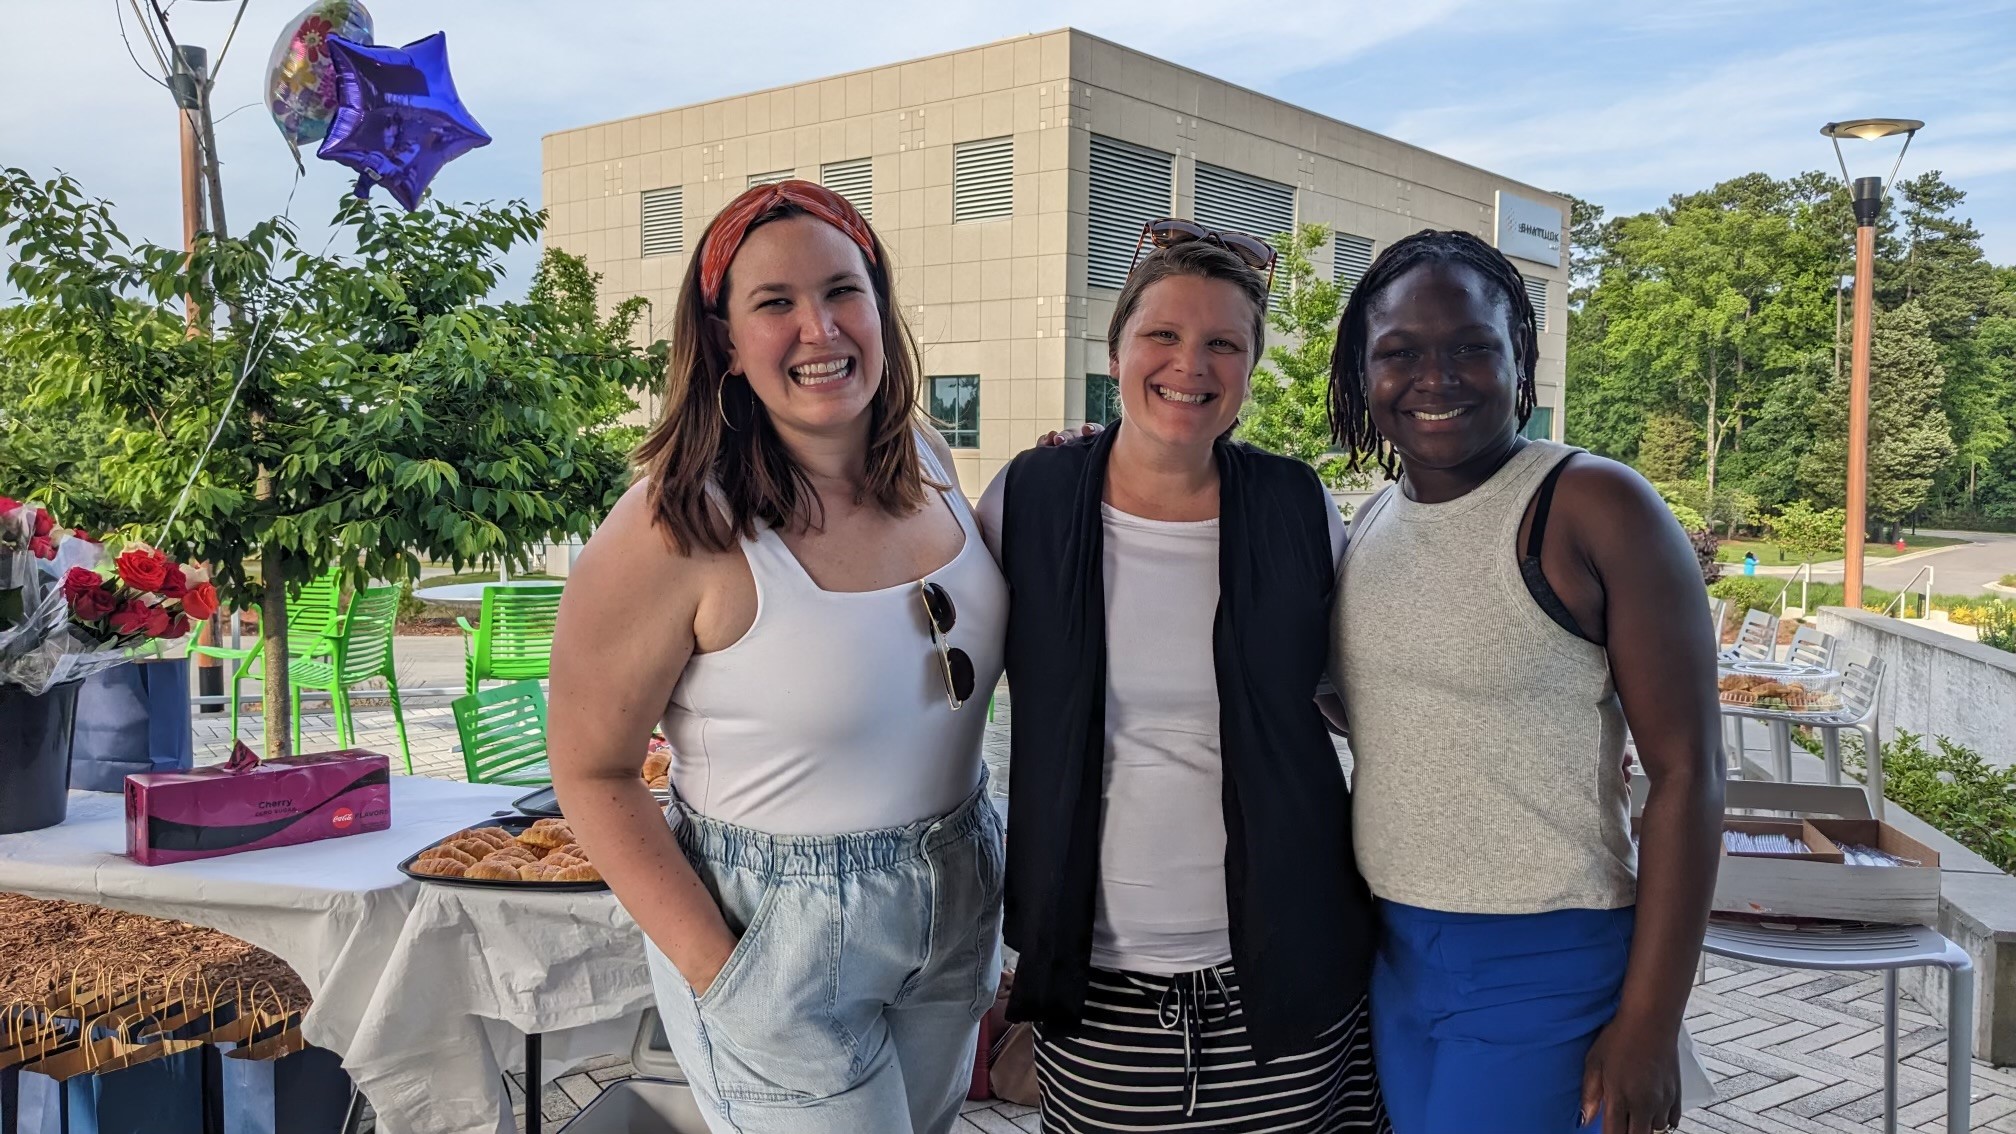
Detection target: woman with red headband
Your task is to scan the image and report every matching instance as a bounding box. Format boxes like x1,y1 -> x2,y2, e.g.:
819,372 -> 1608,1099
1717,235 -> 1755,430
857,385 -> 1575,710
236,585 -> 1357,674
549,180 -> 1008,1133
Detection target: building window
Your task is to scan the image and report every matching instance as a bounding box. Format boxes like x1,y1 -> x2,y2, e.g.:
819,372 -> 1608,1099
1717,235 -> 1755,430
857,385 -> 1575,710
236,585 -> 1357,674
1086,374 -> 1121,425
1087,136 -> 1173,290
821,157 -> 873,221
1523,275 -> 1549,332
1193,162 -> 1295,304
930,376 -> 980,449
1333,232 -> 1375,295
747,169 -> 793,189
641,187 -> 683,257
952,138 -> 1014,223
1522,406 -> 1555,441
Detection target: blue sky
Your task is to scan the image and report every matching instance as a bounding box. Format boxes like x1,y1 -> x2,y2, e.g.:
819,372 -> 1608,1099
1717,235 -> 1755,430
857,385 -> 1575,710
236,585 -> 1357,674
4,0 -> 2012,296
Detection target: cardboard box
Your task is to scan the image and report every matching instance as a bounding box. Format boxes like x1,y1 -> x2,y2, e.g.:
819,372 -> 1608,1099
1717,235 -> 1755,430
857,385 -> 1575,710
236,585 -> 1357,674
1712,817 -> 1941,926
125,748 -> 392,866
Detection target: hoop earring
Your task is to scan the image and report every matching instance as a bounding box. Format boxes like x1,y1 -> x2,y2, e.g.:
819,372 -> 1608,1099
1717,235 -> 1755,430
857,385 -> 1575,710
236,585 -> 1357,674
718,375 -> 740,432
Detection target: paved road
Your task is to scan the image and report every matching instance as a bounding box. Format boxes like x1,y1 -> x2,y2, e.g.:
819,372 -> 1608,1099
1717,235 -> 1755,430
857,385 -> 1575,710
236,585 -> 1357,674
1754,529 -> 2016,595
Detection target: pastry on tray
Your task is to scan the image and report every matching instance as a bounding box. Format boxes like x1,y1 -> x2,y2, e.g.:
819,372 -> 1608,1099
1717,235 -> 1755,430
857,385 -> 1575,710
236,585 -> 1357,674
407,823 -> 605,885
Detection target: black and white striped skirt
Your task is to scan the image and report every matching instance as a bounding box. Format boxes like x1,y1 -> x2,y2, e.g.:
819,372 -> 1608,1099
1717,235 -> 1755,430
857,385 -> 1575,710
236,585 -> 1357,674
1033,965 -> 1389,1133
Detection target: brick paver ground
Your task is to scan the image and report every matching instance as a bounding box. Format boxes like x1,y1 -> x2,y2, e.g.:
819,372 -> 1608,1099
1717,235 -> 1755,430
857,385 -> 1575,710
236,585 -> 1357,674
193,682 -> 1997,1133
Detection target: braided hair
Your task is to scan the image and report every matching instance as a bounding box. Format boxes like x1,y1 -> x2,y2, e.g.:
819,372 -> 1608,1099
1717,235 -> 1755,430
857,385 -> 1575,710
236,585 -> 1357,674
1327,229 -> 1539,479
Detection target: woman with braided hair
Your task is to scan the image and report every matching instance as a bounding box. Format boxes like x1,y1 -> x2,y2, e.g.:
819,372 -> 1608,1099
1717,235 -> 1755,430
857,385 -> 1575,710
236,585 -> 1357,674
1326,230 -> 1721,1134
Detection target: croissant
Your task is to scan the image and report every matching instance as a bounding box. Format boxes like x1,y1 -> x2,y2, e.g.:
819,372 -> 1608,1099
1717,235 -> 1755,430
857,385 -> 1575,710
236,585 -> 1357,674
460,828 -> 517,849
546,842 -> 583,860
519,862 -> 564,882
551,862 -> 603,882
412,856 -> 469,878
481,847 -> 538,868
542,854 -> 588,870
642,751 -> 671,779
518,820 -> 576,849
423,844 -> 479,867
466,861 -> 521,881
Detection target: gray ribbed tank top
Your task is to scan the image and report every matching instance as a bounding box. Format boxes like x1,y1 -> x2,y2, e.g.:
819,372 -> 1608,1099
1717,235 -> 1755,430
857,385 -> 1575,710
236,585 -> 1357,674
1331,440 -> 1635,914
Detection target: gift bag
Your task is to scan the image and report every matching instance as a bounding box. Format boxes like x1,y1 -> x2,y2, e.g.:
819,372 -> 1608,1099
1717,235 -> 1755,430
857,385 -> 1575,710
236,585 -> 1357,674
221,1029 -> 352,1134
69,660 -> 193,793
15,1032 -> 207,1134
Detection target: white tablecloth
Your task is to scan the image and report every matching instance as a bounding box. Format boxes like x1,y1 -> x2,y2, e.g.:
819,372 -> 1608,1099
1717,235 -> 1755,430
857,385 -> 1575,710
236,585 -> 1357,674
0,777 -> 654,1134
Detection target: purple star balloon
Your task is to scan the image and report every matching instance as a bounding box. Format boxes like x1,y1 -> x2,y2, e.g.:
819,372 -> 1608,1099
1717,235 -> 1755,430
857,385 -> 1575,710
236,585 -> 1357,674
316,32 -> 490,211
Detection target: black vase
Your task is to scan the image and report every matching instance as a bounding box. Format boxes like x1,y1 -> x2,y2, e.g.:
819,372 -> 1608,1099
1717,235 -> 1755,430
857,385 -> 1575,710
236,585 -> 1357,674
0,680 -> 80,834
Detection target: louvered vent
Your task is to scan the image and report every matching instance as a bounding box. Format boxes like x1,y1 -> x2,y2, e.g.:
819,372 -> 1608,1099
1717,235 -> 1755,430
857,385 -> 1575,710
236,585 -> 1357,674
1193,163 -> 1294,301
821,158 -> 873,221
953,138 -> 1014,223
640,187 -> 683,257
747,169 -> 794,189
1087,136 -> 1173,290
1333,232 -> 1375,294
1523,274 -> 1549,332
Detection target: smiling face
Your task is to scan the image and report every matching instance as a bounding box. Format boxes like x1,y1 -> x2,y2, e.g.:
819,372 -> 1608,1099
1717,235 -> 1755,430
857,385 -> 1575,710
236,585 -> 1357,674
1362,261 -> 1525,472
717,214 -> 886,444
1110,274 -> 1258,453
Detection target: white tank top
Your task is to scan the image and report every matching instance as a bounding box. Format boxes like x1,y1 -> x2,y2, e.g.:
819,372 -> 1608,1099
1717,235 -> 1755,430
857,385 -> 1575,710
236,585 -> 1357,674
660,434 -> 1007,835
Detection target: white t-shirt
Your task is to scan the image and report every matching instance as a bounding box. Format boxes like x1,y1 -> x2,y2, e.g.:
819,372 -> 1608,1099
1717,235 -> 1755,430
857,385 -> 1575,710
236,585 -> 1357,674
978,468 -> 1345,974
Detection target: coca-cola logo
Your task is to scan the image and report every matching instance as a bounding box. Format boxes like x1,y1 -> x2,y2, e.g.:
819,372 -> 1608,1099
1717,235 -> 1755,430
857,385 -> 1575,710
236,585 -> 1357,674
333,807 -> 355,830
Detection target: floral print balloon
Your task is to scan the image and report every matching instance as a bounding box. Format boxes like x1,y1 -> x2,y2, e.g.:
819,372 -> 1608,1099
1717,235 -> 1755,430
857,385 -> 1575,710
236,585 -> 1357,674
266,0 -> 374,168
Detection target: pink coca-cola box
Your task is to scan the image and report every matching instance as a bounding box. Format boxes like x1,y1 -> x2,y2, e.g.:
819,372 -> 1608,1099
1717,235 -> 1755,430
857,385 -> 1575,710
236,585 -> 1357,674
125,744 -> 392,865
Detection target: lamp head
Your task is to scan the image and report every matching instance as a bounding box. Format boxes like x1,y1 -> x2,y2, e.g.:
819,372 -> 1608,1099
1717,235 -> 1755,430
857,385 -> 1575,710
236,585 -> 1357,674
1820,119 -> 1925,141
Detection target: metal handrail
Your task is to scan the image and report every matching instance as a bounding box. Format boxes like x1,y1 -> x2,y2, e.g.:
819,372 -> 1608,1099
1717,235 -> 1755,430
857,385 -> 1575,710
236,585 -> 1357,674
1880,565 -> 1936,619
1773,562 -> 1816,616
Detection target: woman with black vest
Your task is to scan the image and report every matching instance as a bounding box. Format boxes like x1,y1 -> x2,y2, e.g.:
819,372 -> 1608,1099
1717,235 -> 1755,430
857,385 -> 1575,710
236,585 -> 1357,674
977,228 -> 1385,1134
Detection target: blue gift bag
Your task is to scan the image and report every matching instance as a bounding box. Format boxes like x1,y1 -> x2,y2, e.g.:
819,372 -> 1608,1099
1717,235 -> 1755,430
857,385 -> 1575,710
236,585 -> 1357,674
69,659 -> 194,793
15,1040 -> 207,1134
222,1034 -> 351,1134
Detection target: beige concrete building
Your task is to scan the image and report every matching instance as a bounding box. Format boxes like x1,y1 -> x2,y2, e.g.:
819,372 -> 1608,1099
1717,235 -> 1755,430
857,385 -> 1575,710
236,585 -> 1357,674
542,28 -> 1570,492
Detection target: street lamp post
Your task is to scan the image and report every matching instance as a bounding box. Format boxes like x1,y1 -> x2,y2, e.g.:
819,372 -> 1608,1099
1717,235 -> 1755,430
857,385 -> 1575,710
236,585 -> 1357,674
1820,118 -> 1922,609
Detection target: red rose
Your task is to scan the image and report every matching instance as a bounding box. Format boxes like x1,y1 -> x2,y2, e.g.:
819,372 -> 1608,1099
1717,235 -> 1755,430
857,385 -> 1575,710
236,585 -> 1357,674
159,564 -> 189,599
115,547 -> 171,593
73,528 -> 92,543
180,582 -> 220,621
62,567 -> 104,603
29,535 -> 55,560
0,497 -> 18,516
109,600 -> 171,639
70,584 -> 119,622
31,508 -> 53,538
163,612 -> 192,641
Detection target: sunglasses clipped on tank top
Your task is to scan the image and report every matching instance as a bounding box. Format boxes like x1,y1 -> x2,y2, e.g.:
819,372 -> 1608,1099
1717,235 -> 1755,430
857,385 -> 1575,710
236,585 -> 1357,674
918,581 -> 976,711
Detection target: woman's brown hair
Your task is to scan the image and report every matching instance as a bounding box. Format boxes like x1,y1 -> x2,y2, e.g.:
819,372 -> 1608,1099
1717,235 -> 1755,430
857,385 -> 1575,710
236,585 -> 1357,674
633,196 -> 931,554
1106,239 -> 1270,370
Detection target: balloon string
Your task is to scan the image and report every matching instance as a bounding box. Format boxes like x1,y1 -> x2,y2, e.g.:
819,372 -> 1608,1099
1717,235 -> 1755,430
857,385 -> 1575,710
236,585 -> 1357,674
157,307 -> 278,547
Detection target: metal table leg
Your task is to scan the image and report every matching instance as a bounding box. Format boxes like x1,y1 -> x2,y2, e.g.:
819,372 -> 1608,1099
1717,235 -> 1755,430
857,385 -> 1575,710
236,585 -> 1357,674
525,1031 -> 543,1134
1949,960 -> 1975,1134
1770,721 -> 1793,783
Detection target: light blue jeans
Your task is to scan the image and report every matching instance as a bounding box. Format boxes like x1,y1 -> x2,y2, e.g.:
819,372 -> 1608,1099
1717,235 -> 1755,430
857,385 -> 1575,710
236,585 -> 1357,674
645,778 -> 1006,1134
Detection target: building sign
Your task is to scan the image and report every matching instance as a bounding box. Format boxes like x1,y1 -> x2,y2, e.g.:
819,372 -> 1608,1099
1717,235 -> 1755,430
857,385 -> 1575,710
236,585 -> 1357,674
1495,191 -> 1564,268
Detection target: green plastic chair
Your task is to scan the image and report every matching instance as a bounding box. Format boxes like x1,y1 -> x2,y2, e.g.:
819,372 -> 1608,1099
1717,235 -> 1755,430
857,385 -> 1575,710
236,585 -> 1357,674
451,679 -> 552,785
289,585 -> 412,771
456,584 -> 565,696
190,568 -> 343,744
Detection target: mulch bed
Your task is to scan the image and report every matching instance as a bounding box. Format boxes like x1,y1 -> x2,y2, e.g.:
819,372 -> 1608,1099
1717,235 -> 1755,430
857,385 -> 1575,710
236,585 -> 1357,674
0,893 -> 310,1018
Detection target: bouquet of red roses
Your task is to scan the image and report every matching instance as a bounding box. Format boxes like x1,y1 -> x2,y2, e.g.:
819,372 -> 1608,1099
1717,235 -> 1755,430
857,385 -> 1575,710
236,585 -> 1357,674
0,499 -> 212,695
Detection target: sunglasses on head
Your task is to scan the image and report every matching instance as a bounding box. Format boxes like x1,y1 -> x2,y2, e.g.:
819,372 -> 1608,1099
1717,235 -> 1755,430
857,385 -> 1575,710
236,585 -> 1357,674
919,581 -> 976,711
1129,218 -> 1279,292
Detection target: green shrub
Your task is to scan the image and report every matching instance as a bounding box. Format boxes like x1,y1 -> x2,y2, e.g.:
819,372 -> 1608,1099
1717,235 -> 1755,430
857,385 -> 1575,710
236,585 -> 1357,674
1833,731 -> 2016,873
1708,575 -> 1778,616
2000,573 -> 2016,588
397,581 -> 428,623
1977,603 -> 2016,654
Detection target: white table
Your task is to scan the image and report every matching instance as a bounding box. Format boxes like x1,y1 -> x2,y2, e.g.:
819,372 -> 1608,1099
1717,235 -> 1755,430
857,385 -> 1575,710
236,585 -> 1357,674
0,777 -> 654,1134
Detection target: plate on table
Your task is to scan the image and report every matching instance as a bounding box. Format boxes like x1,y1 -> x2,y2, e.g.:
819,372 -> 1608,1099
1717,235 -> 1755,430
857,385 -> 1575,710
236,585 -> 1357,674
398,817 -> 608,892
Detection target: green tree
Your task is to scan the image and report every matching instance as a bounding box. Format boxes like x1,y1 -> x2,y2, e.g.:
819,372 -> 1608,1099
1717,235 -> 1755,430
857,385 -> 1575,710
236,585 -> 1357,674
1635,411 -> 1699,483
0,169 -> 663,756
1802,301 -> 1955,525
1766,499 -> 1846,564
1239,223 -> 1367,488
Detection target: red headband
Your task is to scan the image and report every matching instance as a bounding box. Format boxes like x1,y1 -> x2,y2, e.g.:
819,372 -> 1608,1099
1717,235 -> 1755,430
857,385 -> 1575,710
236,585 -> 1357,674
699,180 -> 879,308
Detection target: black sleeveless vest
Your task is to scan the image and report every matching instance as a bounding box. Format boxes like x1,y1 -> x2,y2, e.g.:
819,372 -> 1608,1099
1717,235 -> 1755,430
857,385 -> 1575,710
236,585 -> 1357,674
996,423 -> 1375,1061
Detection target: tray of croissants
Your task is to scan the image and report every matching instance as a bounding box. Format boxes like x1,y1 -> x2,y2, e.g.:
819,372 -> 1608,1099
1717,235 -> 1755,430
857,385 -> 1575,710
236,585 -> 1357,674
399,817 -> 607,891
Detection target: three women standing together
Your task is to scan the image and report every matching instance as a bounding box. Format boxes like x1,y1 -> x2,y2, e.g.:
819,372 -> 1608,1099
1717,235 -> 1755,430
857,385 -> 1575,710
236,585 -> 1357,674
550,180 -> 1723,1134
